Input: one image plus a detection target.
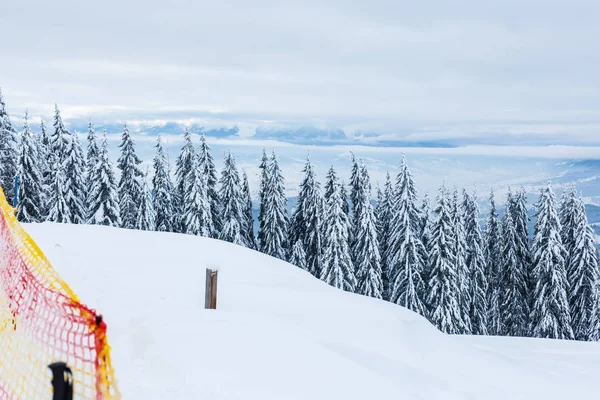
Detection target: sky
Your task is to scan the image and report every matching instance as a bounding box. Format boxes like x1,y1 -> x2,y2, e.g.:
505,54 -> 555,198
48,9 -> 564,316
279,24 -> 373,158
2,0 -> 600,201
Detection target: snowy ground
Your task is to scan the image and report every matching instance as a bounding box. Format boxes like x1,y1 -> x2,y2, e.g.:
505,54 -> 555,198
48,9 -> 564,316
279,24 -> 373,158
25,223 -> 600,400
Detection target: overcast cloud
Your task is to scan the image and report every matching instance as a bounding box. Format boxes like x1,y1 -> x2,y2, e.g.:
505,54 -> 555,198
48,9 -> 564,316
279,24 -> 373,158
2,0 -> 600,143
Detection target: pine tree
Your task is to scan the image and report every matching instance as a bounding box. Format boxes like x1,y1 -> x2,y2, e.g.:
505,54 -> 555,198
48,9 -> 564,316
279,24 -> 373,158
62,132 -> 87,224
354,165 -> 383,299
511,187 -> 533,315
289,156 -> 323,277
340,181 -> 350,216
0,88 -> 18,201
566,196 -> 600,340
260,152 -> 289,260
175,127 -> 196,232
387,157 -> 427,314
451,189 -> 472,333
463,190 -> 488,335
152,136 -> 176,232
427,185 -> 466,334
86,122 -> 100,187
349,152 -> 362,221
289,240 -> 307,270
218,152 -> 246,246
136,171 -> 156,231
117,124 -> 143,229
241,170 -> 256,249
530,183 -> 573,339
321,167 -> 356,291
50,104 -> 69,166
47,163 -> 70,223
258,148 -> 269,246
485,190 -> 502,335
87,134 -> 121,227
38,119 -> 52,217
198,133 -> 220,236
16,112 -> 44,222
376,172 -> 393,299
184,158 -> 213,237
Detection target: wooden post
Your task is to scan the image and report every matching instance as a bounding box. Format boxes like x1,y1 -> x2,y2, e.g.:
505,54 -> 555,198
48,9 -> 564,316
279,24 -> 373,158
204,268 -> 218,309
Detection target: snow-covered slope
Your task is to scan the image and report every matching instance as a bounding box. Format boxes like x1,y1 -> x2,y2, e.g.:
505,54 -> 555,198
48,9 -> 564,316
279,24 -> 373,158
25,223 -> 600,399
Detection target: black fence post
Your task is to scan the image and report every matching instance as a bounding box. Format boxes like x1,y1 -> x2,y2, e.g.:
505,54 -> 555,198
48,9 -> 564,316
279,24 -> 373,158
48,362 -> 73,400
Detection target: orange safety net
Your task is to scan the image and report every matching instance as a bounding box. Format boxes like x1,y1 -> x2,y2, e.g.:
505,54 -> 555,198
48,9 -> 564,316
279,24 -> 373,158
0,187 -> 120,399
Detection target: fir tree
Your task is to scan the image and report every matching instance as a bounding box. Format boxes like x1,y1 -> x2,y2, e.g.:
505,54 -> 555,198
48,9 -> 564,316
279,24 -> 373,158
117,123 -> 143,229
485,189 -> 502,335
87,134 -> 121,226
387,157 -> 427,314
0,88 -> 18,201
530,183 -> 573,339
349,152 -> 362,221
321,167 -> 356,291
451,189 -> 472,334
258,148 -> 269,246
260,152 -> 289,260
38,119 -> 52,217
463,190 -> 488,335
184,158 -> 213,237
198,133 -> 220,236
16,112 -> 44,222
566,196 -> 600,341
289,240 -> 307,270
289,156 -> 323,277
175,127 -> 196,232
152,136 -> 176,232
47,163 -> 70,223
354,165 -> 383,299
86,121 -> 100,187
62,132 -> 87,224
511,187 -> 533,314
340,181 -> 350,216
50,104 -> 69,166
218,152 -> 246,246
241,170 -> 257,249
377,172 -> 394,299
136,171 -> 156,231
427,185 -> 466,334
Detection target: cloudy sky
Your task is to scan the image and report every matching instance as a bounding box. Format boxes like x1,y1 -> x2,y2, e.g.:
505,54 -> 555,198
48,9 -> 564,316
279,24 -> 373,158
2,0 -> 600,200
2,0 -> 600,145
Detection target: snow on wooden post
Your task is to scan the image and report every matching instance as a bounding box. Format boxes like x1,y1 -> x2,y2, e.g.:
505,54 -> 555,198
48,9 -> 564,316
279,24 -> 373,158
204,268 -> 218,309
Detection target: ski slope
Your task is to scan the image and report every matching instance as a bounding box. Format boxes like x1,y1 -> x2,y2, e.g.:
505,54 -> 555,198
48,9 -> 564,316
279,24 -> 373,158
25,223 -> 600,400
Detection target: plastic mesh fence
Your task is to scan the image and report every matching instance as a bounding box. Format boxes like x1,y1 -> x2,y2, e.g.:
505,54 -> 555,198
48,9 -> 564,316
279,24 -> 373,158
0,187 -> 120,399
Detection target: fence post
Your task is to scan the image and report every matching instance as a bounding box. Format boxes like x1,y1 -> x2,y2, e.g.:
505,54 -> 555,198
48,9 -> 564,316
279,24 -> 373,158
204,268 -> 218,309
48,362 -> 73,400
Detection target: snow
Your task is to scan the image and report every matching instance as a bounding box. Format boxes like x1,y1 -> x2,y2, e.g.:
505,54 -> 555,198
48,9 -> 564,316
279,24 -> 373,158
24,222 -> 600,399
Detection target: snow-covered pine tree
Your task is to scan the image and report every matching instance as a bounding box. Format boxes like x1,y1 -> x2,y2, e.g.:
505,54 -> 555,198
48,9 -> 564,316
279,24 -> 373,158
289,156 -> 323,277
218,151 -> 246,246
47,163 -> 70,223
511,187 -> 532,315
86,122 -> 100,186
321,166 -> 356,291
62,132 -> 87,224
451,189 -> 472,334
419,194 -> 432,254
349,152 -> 362,221
427,185 -> 466,334
241,170 -> 257,249
0,88 -> 18,201
530,183 -> 573,339
152,136 -> 176,232
38,119 -> 52,217
340,181 -> 350,217
354,165 -> 383,299
174,127 -> 196,232
260,151 -> 289,260
198,133 -> 220,236
50,104 -> 69,167
484,189 -> 502,335
184,157 -> 213,237
117,124 -> 143,229
462,190 -> 488,335
324,166 -> 338,201
87,134 -> 121,226
136,170 -> 156,231
16,112 -> 44,222
566,196 -> 600,341
289,240 -> 308,270
377,172 -> 394,299
258,148 -> 269,247
386,157 -> 427,314
499,189 -> 529,336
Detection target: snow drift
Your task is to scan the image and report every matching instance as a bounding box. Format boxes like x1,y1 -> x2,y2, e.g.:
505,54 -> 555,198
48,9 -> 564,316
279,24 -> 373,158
25,222 -> 600,399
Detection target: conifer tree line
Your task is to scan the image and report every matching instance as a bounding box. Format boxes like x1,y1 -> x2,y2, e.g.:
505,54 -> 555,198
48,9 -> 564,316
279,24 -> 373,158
1,90 -> 600,341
